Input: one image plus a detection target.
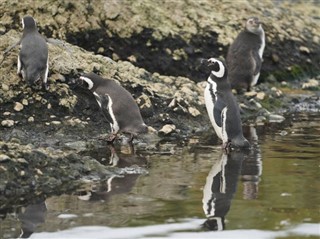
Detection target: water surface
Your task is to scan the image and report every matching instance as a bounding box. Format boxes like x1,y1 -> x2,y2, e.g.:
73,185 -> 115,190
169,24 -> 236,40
1,113 -> 319,239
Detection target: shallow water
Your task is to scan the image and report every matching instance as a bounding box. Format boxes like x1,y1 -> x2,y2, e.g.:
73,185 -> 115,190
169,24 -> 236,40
1,113 -> 319,239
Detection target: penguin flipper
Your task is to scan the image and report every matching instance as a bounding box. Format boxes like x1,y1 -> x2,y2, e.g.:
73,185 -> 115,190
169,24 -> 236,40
213,97 -> 226,128
95,94 -> 114,124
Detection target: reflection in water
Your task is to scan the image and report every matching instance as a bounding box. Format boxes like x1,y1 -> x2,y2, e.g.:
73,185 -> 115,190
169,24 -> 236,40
78,144 -> 147,202
241,126 -> 262,200
202,150 -> 244,231
17,200 -> 47,238
202,126 -> 263,230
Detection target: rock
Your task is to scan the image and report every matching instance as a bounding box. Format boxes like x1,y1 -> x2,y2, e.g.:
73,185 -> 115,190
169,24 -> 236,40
255,116 -> 267,125
0,154 -> 10,162
22,99 -> 28,106
188,107 -> 201,117
268,114 -> 285,123
302,79 -> 319,89
1,119 -> 15,127
28,116 -> 35,123
256,92 -> 266,101
159,124 -> 176,136
245,91 -> 257,98
1,83 -> 9,91
14,102 -> 24,112
299,46 -> 310,54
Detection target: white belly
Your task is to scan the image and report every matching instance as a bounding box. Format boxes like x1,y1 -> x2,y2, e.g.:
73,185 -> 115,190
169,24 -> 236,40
204,82 -> 223,140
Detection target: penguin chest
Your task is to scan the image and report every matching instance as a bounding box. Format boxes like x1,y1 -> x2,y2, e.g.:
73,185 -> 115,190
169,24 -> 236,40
93,92 -> 120,133
204,82 -> 223,140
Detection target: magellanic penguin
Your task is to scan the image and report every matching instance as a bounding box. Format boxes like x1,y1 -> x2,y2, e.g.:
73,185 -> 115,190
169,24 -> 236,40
226,17 -> 265,92
202,58 -> 250,149
18,16 -> 49,90
78,72 -> 149,143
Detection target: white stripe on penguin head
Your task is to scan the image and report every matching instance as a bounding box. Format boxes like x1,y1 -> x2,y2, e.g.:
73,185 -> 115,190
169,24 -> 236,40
80,76 -> 94,90
208,58 -> 225,78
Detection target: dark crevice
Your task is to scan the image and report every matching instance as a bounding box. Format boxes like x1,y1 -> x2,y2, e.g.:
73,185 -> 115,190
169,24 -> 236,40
66,27 -> 226,82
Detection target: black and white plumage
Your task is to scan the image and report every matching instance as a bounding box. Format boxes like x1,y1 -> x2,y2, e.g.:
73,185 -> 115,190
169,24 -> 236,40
79,72 -> 148,143
226,17 -> 265,92
18,16 -> 49,90
202,151 -> 244,231
203,58 -> 250,149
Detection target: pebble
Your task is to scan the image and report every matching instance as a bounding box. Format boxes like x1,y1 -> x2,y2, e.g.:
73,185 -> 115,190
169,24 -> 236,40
0,154 -> 10,162
1,83 -> 9,91
302,79 -> 319,89
1,119 -> 15,127
188,107 -> 200,117
268,114 -> 285,123
28,116 -> 35,123
159,124 -> 176,136
14,102 -> 24,111
51,121 -> 62,125
22,99 -> 28,106
256,92 -> 266,100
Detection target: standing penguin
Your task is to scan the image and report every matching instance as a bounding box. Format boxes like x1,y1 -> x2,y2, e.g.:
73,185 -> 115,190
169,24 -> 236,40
18,16 -> 49,90
202,58 -> 250,149
78,72 -> 149,143
226,17 -> 265,92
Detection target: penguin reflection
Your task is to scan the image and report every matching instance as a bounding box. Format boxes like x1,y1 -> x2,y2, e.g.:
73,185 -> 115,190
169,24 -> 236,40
17,200 -> 47,238
78,145 -> 147,201
241,126 -> 262,200
202,150 -> 244,231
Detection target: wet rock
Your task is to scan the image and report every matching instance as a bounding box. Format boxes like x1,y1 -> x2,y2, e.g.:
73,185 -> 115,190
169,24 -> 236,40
268,114 -> 286,123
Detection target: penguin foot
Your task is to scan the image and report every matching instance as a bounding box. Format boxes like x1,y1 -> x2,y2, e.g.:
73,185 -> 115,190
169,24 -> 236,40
222,141 -> 232,153
106,134 -> 117,144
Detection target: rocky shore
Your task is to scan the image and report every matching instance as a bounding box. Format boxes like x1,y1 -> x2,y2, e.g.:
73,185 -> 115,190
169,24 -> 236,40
0,0 -> 319,212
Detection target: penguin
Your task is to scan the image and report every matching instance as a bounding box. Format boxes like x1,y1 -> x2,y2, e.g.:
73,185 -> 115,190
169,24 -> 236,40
202,57 -> 250,149
226,17 -> 265,92
18,16 -> 49,90
78,72 -> 149,143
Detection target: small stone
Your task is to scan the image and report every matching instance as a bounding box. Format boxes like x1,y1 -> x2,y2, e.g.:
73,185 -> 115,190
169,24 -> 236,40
1,120 -> 15,127
245,91 -> 257,98
17,158 -> 28,164
51,121 -> 61,125
159,124 -> 176,136
299,46 -> 310,54
47,103 -> 52,109
22,99 -> 28,106
1,83 -> 9,91
20,170 -> 25,176
302,79 -> 319,89
14,102 -> 24,112
188,107 -> 200,117
256,92 -> 266,100
255,116 -> 266,125
3,112 -> 11,116
28,116 -> 35,123
268,114 -> 285,123
0,154 -> 10,162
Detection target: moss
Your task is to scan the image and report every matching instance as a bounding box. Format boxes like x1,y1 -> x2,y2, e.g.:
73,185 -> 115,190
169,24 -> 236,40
259,96 -> 283,111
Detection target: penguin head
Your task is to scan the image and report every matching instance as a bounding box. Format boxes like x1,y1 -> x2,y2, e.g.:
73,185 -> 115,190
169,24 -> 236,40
201,58 -> 227,80
245,17 -> 263,34
78,75 -> 95,91
22,16 -> 37,31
